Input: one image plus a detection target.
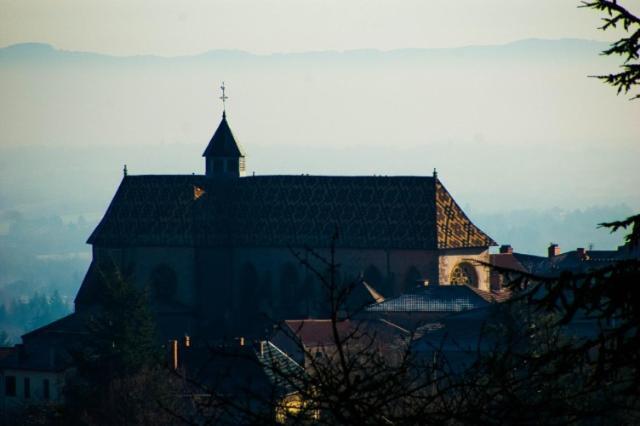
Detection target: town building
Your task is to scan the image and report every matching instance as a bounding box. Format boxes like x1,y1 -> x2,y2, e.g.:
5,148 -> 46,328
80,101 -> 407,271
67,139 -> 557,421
0,103 -> 500,415
75,109 -> 496,340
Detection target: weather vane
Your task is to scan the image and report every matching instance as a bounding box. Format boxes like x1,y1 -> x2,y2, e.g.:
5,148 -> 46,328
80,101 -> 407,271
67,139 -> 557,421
220,81 -> 228,114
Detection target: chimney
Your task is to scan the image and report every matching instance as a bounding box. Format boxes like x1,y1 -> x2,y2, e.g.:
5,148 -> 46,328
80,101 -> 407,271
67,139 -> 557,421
170,339 -> 178,370
499,245 -> 513,254
548,243 -> 560,258
576,247 -> 587,259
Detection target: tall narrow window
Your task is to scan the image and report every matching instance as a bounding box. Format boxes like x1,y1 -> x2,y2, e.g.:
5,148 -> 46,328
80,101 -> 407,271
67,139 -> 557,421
213,158 -> 223,174
149,264 -> 178,302
239,262 -> 259,311
43,379 -> 50,400
24,377 -> 30,399
280,263 -> 299,313
5,375 -> 16,396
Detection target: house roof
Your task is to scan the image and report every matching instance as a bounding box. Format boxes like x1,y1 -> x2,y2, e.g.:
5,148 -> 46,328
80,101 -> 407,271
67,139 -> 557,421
281,320 -> 355,347
365,285 -> 490,313
257,341 -> 305,393
490,253 -> 528,273
0,313 -> 87,372
87,174 -> 495,250
202,112 -> 245,158
179,344 -> 276,398
412,306 -> 496,354
512,246 -> 638,277
22,313 -> 87,340
279,319 -> 407,349
467,286 -> 512,303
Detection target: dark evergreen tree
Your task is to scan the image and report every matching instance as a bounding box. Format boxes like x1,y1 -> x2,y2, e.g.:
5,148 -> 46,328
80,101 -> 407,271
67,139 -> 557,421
60,262 -> 176,425
581,1 -> 640,99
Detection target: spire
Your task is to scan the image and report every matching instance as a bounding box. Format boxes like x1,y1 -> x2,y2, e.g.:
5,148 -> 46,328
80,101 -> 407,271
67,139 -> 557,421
202,112 -> 245,158
219,81 -> 228,115
203,83 -> 246,178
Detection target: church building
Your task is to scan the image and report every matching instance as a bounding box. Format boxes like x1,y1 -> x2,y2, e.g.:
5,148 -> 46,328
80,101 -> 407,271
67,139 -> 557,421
75,104 -> 496,339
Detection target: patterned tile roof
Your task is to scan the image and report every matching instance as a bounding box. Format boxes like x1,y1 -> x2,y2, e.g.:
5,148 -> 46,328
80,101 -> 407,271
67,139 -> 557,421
435,181 -> 496,248
88,175 -> 495,250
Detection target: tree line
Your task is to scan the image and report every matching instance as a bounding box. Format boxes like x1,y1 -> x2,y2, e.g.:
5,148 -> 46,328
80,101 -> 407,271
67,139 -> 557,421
0,290 -> 70,345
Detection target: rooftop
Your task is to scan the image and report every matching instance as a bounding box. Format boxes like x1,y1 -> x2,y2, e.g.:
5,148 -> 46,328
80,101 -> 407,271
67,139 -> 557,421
87,174 -> 495,250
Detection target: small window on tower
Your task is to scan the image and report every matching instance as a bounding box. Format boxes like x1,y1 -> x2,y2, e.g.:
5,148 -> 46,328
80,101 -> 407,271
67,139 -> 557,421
213,158 -> 223,173
149,264 -> 178,302
226,158 -> 235,172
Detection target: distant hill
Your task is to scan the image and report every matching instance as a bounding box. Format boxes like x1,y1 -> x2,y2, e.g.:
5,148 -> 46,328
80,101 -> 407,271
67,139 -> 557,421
0,38 -> 610,63
0,37 -> 637,309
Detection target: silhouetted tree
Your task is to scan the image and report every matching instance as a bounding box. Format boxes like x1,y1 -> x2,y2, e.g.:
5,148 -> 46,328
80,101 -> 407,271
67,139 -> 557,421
60,262 -> 176,425
581,1 -> 640,99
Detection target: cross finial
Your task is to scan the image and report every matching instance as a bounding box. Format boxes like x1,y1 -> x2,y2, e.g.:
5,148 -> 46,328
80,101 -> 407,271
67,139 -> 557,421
123,164 -> 128,177
219,81 -> 228,116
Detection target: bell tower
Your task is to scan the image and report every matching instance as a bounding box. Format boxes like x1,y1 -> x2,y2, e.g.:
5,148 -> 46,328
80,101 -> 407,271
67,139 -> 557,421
202,83 -> 246,178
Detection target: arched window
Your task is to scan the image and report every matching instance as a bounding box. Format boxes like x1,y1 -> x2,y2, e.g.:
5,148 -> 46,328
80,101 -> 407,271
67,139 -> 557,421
280,263 -> 300,314
260,270 -> 273,307
149,264 -> 178,301
239,262 -> 259,310
450,262 -> 478,287
296,273 -> 314,317
213,158 -> 223,173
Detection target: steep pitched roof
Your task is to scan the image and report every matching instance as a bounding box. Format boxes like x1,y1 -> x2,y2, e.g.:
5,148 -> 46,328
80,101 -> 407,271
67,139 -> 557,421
21,313 -> 87,340
202,113 -> 245,158
435,181 -> 496,249
87,175 -> 495,250
74,260 -> 104,308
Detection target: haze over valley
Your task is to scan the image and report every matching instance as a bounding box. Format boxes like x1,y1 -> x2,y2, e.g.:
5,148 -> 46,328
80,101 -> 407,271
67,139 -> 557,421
0,39 -> 638,339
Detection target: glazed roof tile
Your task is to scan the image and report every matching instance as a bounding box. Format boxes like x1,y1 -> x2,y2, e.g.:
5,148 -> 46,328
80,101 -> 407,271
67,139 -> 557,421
88,175 -> 495,250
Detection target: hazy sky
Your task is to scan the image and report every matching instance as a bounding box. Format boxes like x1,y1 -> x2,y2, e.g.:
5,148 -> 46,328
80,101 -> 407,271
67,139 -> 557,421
0,0 -> 639,255
2,0 -> 639,55
1,1 -> 638,213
